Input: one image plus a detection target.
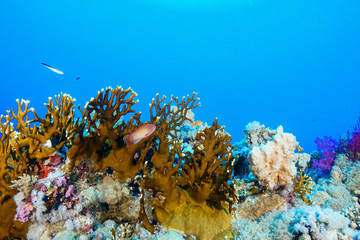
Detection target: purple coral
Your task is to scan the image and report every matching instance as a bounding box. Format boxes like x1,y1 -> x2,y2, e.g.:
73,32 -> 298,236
338,118 -> 360,161
311,136 -> 337,177
14,204 -> 33,222
56,176 -> 67,187
65,185 -> 75,197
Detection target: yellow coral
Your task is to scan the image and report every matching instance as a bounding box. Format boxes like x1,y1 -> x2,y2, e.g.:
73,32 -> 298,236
293,171 -> 313,205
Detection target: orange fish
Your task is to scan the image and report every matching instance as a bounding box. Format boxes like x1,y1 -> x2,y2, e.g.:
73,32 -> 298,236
191,120 -> 203,128
124,124 -> 156,146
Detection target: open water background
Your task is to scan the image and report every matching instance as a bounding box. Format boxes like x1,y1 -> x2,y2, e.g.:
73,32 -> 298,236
1,0 -> 360,152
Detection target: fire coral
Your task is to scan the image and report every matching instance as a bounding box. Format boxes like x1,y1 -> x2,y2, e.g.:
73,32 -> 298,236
0,94 -> 78,238
0,86 -> 237,240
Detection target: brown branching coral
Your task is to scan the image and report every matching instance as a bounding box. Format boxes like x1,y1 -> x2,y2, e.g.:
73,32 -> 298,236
66,87 -> 140,176
66,88 -> 200,181
149,93 -> 200,142
1,86 -> 237,239
293,171 -> 313,205
0,95 -> 79,238
9,99 -> 51,161
143,93 -> 201,191
0,114 -> 29,238
11,94 -> 79,162
1,114 -> 15,195
30,93 -> 79,150
145,119 -> 237,239
182,119 -> 236,208
84,86 -> 138,141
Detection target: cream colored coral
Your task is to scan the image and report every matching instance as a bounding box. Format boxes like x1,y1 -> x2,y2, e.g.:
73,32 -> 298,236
248,125 -> 298,190
345,161 -> 360,194
342,197 -> 360,230
118,222 -> 133,238
330,166 -> 343,181
244,121 -> 277,148
294,153 -> 311,172
10,174 -> 38,195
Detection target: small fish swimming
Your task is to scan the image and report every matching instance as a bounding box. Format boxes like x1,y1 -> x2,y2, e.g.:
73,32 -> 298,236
76,76 -> 80,80
41,63 -> 64,74
191,120 -> 203,128
124,124 -> 156,146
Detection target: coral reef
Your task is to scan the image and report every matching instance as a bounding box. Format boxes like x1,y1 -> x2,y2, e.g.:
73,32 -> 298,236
231,121 -> 360,240
309,153 -> 360,212
1,86 -> 238,240
232,205 -> 356,240
2,87 -> 360,240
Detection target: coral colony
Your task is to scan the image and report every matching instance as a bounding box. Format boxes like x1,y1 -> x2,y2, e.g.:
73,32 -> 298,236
0,86 -> 359,240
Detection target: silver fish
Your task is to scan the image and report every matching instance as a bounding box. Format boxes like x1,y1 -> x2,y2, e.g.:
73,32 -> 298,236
41,63 -> 64,74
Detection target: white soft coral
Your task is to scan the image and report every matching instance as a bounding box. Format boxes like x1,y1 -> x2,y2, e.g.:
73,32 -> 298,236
248,125 -> 298,190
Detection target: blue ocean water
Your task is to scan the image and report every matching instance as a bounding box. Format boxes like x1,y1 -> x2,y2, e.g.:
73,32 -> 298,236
1,0 -> 360,152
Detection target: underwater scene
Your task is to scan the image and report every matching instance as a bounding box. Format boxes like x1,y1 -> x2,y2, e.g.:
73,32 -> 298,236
1,0 -> 360,239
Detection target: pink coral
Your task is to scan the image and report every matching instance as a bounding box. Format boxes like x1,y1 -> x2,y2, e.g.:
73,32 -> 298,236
14,204 -> 33,222
65,185 -> 75,197
56,176 -> 67,187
